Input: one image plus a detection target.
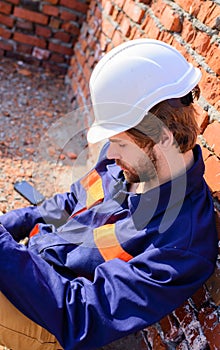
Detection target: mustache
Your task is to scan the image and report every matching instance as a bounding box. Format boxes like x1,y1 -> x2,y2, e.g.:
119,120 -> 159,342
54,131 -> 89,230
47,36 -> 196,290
116,160 -> 132,171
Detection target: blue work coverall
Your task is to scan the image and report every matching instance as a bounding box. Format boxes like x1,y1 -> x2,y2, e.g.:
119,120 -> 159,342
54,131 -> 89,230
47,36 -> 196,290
0,144 -> 218,350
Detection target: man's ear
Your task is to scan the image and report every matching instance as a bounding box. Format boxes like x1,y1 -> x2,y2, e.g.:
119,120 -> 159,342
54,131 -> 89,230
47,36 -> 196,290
157,127 -> 174,149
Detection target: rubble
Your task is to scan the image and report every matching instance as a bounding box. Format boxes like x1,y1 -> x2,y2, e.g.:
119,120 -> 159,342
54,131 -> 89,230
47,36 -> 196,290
0,57 -> 78,212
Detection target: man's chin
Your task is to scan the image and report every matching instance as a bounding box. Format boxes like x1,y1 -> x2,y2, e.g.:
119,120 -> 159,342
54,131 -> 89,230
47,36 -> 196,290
123,170 -> 140,183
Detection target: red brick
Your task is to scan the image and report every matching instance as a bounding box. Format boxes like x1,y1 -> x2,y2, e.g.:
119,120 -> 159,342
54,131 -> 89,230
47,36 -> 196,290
205,4 -> 220,28
82,80 -> 90,99
13,32 -> 47,49
75,46 -> 86,66
143,17 -> 161,39
0,13 -> 14,27
160,6 -> 182,32
83,62 -> 92,81
104,0 -> 114,16
215,98 -> 220,112
197,1 -> 216,24
141,14 -> 151,30
80,38 -> 88,52
60,0 -> 88,14
16,19 -> 33,31
48,41 -> 73,56
53,31 -> 71,43
158,31 -> 173,45
111,6 -> 120,21
143,326 -> 167,349
203,121 -> 220,157
193,103 -> 209,133
50,52 -> 65,63
204,155 -> 220,192
200,70 -> 220,106
42,4 -> 59,17
14,7 -> 48,25
0,39 -> 13,51
151,0 -> 167,16
17,43 -> 32,54
0,1 -> 12,15
60,9 -> 77,21
113,0 -> 126,7
45,0 -> 59,4
173,302 -> 208,348
181,18 -> 196,44
206,45 -> 220,76
191,286 -> 210,309
160,314 -> 182,342
5,0 -> 19,4
61,22 -> 80,35
93,4 -> 102,20
111,29 -> 124,47
133,29 -> 142,39
35,25 -> 52,38
198,307 -> 220,348
71,76 -> 79,94
99,32 -> 108,51
0,26 -> 11,39
193,31 -> 211,56
102,18 -> 116,38
117,11 -> 126,24
171,38 -> 188,59
175,0 -> 201,16
137,0 -> 151,3
49,17 -> 61,29
206,266 -> 220,306
129,26 -> 138,40
120,16 -> 131,37
123,1 -> 145,23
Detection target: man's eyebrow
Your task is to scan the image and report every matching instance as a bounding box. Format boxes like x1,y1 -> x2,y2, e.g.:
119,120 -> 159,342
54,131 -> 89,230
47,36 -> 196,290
109,137 -> 128,142
109,138 -> 123,143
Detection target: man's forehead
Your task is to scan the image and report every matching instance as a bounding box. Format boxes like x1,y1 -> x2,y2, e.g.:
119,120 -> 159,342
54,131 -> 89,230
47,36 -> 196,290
109,132 -> 133,142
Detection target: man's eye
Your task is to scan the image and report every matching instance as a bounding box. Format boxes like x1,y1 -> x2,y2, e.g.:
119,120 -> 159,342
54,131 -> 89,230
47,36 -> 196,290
119,144 -> 126,148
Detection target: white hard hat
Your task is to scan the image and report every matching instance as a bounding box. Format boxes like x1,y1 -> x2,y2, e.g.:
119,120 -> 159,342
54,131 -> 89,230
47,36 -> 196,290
87,38 -> 202,144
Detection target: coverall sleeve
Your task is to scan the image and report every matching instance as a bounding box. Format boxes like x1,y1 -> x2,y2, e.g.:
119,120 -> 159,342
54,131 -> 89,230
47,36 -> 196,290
0,188 -> 79,241
0,225 -> 215,350
0,143 -> 110,242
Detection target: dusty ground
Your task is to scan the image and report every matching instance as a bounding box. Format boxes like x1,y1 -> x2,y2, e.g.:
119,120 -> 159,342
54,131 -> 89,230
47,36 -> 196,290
0,56 -> 91,349
0,57 -> 91,214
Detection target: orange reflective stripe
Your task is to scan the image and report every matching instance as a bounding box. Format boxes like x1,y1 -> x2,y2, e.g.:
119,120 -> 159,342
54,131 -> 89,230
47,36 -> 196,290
29,223 -> 40,237
68,207 -> 87,220
80,169 -> 104,208
94,224 -> 133,262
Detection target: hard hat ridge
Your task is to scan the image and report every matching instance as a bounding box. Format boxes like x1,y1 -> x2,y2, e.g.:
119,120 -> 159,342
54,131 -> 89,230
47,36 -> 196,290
87,38 -> 202,144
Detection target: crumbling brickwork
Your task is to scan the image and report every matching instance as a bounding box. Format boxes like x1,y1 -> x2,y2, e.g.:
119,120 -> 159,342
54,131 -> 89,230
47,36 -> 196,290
0,0 -> 89,72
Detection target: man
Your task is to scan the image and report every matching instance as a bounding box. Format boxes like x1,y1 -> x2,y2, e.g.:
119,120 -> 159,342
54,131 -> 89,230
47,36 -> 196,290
0,39 -> 218,350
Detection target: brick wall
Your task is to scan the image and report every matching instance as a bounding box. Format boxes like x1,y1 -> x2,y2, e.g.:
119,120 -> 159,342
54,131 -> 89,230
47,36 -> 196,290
67,0 -> 220,349
0,0 -> 89,72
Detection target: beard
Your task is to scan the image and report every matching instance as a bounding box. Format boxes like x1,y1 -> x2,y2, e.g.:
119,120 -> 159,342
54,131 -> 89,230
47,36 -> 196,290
116,148 -> 158,184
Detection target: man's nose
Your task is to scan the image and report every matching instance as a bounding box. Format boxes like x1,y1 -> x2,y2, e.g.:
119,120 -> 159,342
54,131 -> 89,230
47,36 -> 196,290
107,144 -> 120,160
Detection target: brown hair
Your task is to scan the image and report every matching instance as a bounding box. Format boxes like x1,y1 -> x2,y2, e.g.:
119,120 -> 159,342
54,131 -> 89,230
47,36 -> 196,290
126,98 -> 199,153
